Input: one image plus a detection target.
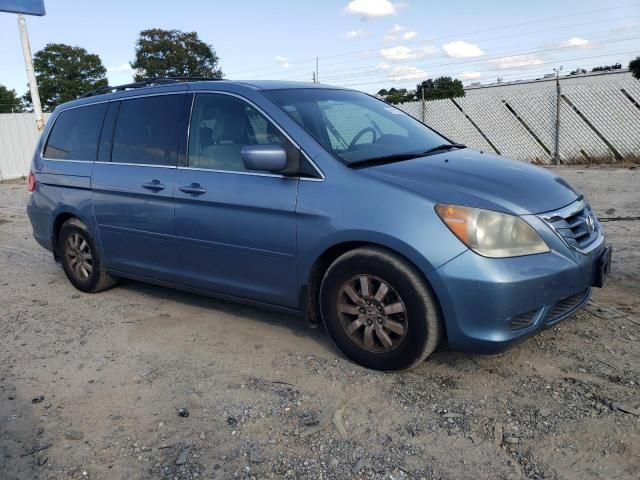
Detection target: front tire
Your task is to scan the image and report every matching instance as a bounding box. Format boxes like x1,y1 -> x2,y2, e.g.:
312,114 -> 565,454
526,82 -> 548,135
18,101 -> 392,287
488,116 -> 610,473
320,247 -> 442,371
59,218 -> 118,293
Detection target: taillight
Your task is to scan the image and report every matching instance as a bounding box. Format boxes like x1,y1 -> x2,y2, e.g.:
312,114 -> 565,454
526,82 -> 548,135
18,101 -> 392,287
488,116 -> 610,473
27,171 -> 36,192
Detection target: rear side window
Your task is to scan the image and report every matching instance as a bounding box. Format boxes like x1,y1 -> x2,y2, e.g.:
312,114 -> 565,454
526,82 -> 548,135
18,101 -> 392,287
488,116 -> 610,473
111,94 -> 184,166
43,103 -> 107,160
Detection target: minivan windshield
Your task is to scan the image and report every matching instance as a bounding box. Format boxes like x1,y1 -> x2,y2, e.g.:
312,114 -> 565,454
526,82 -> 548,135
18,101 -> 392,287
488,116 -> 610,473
265,88 -> 457,166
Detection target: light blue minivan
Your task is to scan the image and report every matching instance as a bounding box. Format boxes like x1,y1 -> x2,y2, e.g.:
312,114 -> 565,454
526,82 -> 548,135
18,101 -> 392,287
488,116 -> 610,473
26,78 -> 611,370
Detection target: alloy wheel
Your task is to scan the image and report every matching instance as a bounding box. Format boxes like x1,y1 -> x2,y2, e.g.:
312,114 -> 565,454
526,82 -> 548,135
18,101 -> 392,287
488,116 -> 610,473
336,275 -> 408,353
65,232 -> 93,280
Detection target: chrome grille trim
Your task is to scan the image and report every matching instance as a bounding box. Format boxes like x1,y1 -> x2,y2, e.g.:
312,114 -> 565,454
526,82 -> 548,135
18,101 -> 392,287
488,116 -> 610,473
540,199 -> 603,254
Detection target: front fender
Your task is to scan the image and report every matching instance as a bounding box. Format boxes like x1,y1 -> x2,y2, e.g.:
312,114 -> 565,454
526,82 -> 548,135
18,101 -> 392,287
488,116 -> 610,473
298,229 -> 450,288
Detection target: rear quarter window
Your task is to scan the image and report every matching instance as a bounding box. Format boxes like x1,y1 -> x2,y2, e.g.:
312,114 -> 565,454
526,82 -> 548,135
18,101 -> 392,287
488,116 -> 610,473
43,103 -> 107,160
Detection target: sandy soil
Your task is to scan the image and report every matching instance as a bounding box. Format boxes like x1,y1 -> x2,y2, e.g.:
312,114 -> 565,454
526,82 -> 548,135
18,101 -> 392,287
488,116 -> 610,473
0,166 -> 638,480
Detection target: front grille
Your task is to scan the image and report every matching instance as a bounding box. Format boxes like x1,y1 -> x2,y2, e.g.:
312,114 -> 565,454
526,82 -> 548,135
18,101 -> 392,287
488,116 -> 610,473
510,309 -> 539,330
547,290 -> 589,323
541,200 -> 600,252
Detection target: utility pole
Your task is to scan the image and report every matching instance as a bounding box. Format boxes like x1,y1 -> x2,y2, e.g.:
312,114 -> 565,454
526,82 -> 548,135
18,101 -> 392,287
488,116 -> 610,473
553,66 -> 563,165
421,86 -> 425,122
18,14 -> 44,131
315,57 -> 319,83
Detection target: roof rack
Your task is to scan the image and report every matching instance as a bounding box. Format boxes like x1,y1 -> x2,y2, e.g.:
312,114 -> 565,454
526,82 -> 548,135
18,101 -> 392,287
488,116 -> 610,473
79,77 -> 219,98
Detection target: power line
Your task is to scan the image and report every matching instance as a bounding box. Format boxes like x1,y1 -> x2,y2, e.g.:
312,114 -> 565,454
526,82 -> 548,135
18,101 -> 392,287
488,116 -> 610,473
338,52 -> 636,89
337,50 -> 638,88
263,15 -> 634,80
292,31 -> 638,83
312,33 -> 640,83
226,3 -> 638,76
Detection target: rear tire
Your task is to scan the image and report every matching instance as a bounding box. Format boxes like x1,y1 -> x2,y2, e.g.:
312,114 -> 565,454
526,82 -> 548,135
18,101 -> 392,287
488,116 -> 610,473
59,218 -> 118,293
320,247 -> 442,371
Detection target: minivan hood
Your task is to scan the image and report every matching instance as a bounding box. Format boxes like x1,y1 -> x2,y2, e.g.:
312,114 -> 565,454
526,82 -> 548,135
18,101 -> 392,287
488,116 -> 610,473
361,149 -> 580,215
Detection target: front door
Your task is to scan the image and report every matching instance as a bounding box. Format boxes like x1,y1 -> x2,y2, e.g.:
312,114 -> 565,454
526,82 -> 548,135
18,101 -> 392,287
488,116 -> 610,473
173,93 -> 299,307
92,94 -> 186,283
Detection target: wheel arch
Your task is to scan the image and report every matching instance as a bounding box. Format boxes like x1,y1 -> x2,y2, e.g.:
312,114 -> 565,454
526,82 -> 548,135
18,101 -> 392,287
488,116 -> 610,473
50,209 -> 96,260
301,237 -> 446,340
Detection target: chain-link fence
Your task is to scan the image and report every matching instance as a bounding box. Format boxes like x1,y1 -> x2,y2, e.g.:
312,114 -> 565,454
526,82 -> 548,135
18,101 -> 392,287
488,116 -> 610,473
397,71 -> 640,164
1,71 -> 639,179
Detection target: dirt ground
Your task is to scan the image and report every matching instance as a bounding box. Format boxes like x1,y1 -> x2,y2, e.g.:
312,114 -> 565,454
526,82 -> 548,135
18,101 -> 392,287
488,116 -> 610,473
1,166 -> 638,480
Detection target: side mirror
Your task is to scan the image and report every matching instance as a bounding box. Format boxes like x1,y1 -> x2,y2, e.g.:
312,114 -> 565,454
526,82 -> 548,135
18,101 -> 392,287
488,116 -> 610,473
241,145 -> 287,172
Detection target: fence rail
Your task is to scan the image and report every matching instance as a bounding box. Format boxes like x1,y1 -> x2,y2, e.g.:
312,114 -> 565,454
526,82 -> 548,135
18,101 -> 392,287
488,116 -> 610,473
1,71 -> 639,180
397,71 -> 640,164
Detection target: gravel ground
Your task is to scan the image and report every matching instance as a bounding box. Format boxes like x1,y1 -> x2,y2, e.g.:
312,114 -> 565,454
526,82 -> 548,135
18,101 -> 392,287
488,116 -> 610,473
0,166 -> 638,480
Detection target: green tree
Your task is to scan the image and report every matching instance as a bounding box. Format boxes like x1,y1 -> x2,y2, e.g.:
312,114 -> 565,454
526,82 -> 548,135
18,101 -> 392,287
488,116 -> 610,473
416,76 -> 465,101
131,29 -> 223,81
25,43 -> 107,111
378,87 -> 414,105
0,84 -> 24,113
630,57 -> 640,80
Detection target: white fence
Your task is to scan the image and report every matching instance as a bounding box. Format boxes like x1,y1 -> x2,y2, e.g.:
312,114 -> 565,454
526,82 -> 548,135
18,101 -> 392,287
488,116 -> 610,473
397,71 -> 640,164
1,71 -> 639,179
0,113 -> 50,180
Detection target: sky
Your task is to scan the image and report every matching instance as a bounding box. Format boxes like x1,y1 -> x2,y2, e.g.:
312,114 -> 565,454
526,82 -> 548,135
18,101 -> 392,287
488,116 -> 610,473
0,0 -> 638,96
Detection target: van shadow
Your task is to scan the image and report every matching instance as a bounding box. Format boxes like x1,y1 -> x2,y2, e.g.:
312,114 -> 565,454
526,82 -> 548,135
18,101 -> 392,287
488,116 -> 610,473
115,279 -> 502,372
116,278 -> 333,349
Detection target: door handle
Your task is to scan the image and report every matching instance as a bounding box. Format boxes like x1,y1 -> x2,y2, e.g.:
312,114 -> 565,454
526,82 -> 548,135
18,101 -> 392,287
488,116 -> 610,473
178,183 -> 207,195
142,180 -> 165,191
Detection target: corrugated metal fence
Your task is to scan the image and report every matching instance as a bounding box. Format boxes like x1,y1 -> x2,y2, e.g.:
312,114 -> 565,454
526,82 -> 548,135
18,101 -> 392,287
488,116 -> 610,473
0,112 -> 50,180
397,71 -> 640,163
1,71 -> 639,179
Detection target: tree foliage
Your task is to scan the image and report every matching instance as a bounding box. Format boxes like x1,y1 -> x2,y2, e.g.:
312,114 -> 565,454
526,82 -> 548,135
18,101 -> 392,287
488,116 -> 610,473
376,87 -> 413,104
27,43 -> 107,111
131,29 -> 223,81
630,57 -> 640,80
416,76 -> 465,101
591,63 -> 622,73
377,76 -> 465,105
0,84 -> 24,113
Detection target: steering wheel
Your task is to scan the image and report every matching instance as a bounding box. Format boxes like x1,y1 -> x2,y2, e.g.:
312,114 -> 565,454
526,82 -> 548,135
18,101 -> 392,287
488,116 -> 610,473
349,127 -> 378,150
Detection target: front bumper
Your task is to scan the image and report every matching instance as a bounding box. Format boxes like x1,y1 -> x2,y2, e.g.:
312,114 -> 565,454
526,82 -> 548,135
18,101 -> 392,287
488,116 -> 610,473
426,239 -> 607,353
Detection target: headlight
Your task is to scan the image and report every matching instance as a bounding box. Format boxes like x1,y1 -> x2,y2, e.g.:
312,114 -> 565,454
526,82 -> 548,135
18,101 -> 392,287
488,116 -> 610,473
435,204 -> 550,258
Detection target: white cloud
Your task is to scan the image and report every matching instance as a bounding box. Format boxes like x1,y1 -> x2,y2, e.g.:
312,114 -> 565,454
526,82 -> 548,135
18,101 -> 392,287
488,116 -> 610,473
379,63 -> 427,81
107,63 -> 133,73
461,71 -> 482,80
559,37 -> 592,49
345,0 -> 399,19
442,41 -> 484,58
345,29 -> 367,38
380,45 -> 438,61
276,56 -> 290,68
384,24 -> 416,42
488,54 -> 544,69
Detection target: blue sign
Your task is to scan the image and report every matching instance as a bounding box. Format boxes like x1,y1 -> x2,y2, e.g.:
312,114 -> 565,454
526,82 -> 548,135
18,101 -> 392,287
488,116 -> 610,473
0,0 -> 45,16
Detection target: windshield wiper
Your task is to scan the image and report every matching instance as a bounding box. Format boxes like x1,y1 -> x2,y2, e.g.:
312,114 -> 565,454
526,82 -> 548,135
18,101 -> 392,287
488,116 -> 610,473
348,151 -> 427,168
420,143 -> 466,156
348,143 -> 467,168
